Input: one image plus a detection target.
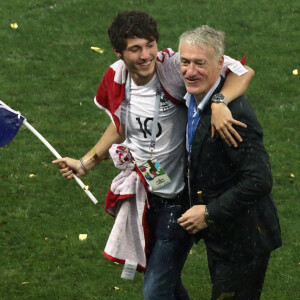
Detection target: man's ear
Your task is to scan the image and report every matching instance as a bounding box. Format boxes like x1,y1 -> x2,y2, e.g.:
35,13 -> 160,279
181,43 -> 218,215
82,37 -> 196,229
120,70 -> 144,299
218,55 -> 224,71
113,48 -> 122,59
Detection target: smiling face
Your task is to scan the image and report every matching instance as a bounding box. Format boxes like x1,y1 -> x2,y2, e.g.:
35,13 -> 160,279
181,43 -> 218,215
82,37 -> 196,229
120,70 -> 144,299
115,37 -> 158,86
180,42 -> 223,104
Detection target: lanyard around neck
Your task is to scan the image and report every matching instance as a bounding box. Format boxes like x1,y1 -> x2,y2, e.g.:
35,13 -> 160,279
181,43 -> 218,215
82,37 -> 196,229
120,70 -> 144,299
125,73 -> 162,153
187,97 -> 201,156
187,97 -> 201,208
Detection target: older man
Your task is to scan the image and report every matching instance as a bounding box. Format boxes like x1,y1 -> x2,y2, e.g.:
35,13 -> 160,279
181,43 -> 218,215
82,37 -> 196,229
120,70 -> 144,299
178,25 -> 282,300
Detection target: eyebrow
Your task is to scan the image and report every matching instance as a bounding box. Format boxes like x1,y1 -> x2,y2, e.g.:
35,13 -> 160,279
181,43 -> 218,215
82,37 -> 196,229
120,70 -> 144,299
194,59 -> 206,64
180,57 -> 206,64
127,40 -> 155,50
127,45 -> 140,50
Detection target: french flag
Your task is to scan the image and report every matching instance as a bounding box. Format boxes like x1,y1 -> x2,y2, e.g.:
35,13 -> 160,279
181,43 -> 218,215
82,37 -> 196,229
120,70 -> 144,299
0,101 -> 25,147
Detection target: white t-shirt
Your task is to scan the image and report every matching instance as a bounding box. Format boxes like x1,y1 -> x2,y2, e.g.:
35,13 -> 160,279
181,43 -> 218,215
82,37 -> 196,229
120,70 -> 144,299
120,74 -> 187,199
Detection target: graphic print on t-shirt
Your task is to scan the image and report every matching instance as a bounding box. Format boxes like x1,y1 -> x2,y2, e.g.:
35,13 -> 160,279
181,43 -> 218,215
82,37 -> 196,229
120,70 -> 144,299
160,96 -> 172,111
135,116 -> 162,139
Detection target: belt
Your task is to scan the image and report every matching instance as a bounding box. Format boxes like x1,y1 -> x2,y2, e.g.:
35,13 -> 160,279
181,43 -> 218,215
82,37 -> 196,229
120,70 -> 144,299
148,190 -> 187,208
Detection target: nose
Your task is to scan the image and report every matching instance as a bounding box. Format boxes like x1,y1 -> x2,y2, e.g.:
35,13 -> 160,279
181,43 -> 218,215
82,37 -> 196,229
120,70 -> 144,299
186,63 -> 196,77
140,47 -> 150,60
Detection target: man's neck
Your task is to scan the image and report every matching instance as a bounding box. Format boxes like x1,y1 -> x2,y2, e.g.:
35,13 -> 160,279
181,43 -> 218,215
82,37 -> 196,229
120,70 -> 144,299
194,76 -> 221,107
130,70 -> 156,86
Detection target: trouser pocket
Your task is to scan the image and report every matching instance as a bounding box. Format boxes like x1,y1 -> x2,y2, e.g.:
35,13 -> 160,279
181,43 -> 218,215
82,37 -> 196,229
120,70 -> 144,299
155,205 -> 188,240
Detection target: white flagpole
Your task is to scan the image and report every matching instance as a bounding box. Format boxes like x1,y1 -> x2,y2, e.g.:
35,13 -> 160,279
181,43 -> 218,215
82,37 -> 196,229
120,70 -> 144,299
23,119 -> 98,205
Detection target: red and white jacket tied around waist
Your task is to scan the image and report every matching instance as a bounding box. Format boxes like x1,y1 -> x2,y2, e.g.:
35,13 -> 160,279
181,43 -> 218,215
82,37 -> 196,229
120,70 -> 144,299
104,144 -> 148,271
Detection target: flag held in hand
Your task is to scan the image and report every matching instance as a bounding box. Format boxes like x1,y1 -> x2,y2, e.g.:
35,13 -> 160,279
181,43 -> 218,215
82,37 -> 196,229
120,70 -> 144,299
0,100 -> 25,147
0,100 -> 98,204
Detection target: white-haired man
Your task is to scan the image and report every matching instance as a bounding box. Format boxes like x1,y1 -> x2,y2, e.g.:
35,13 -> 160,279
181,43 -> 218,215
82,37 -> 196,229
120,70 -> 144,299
178,25 -> 282,300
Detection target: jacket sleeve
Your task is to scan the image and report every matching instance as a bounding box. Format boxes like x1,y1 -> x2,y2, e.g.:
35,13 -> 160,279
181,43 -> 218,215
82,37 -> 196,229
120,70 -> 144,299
206,98 -> 273,222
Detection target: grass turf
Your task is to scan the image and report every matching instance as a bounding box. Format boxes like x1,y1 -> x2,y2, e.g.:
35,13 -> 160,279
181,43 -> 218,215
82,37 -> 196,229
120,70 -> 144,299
1,0 -> 299,299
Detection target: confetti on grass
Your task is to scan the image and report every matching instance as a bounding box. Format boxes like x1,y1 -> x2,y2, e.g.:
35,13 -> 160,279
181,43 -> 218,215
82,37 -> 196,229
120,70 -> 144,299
292,69 -> 298,75
91,47 -> 104,54
10,23 -> 18,29
79,234 -> 87,241
290,173 -> 295,178
29,174 -> 36,178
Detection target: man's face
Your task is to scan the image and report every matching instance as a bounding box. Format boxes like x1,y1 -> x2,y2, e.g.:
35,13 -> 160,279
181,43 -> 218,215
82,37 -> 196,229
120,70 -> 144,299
116,37 -> 158,86
180,42 -> 223,103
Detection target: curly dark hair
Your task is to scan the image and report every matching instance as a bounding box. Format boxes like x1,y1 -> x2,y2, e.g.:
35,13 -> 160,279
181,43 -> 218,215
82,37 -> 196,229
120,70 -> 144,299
108,11 -> 159,54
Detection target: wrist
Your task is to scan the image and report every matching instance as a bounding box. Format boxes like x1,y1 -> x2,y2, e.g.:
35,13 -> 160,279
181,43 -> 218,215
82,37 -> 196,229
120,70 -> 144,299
80,150 -> 103,173
79,158 -> 89,174
204,206 -> 214,225
211,93 -> 229,106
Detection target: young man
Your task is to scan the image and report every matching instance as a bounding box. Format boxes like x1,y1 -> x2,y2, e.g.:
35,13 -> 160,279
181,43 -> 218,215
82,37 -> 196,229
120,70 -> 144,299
53,11 -> 254,300
177,25 -> 281,300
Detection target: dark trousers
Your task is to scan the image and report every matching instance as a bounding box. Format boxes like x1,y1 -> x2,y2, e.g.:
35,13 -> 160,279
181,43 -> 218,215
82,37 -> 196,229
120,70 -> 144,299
143,193 -> 194,300
206,246 -> 270,300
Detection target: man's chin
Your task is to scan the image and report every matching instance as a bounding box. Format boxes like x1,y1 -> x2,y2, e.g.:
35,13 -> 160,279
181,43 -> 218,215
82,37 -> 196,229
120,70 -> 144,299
138,67 -> 156,79
186,87 -> 200,95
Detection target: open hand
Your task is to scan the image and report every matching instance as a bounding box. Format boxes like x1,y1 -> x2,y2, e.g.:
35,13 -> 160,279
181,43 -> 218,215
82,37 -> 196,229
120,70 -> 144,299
211,103 -> 247,147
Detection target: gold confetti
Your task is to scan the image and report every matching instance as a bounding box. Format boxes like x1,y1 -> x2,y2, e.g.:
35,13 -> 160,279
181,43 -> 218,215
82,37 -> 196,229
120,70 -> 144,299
189,250 -> 193,255
114,286 -> 120,290
29,174 -> 36,178
21,282 -> 29,285
84,185 -> 89,190
292,69 -> 298,75
79,234 -> 87,241
45,237 -> 49,241
91,46 -> 104,54
114,262 -> 120,265
10,23 -> 18,29
290,173 -> 295,178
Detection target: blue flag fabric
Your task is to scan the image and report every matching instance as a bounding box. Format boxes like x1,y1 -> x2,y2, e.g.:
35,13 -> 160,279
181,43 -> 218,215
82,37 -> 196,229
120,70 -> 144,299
0,101 -> 25,147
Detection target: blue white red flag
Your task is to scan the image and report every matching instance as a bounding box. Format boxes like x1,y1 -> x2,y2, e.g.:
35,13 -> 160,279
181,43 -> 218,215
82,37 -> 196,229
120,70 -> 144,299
0,100 -> 25,147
